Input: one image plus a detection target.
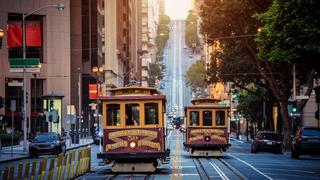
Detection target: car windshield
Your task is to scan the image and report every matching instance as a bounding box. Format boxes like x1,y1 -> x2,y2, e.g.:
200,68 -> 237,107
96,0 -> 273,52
303,129 -> 320,136
261,133 -> 281,140
34,134 -> 59,142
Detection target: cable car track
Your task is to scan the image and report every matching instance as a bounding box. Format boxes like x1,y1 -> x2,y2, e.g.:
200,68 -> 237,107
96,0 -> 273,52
193,157 -> 247,180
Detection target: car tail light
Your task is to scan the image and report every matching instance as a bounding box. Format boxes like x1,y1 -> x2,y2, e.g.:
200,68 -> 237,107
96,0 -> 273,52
276,141 -> 282,144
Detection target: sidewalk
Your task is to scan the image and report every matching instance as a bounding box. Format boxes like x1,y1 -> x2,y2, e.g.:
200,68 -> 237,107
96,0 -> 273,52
0,137 -> 93,163
230,132 -> 252,143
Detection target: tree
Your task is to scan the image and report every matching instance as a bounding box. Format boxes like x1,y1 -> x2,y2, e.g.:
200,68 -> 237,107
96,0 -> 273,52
185,60 -> 206,96
185,10 -> 199,49
148,62 -> 163,87
256,0 -> 320,147
156,14 -> 171,62
199,0 -> 320,149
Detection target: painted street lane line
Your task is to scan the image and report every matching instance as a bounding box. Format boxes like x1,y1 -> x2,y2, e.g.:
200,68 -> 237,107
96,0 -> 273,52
229,154 -> 273,180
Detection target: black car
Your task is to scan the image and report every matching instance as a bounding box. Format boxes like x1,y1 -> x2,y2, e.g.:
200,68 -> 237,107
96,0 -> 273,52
251,131 -> 283,154
291,126 -> 320,159
29,132 -> 66,158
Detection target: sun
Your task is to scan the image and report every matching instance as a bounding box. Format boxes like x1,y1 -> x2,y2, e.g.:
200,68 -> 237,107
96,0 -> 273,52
165,0 -> 192,20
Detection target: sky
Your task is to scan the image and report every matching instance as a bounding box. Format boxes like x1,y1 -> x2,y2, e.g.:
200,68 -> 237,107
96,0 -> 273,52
165,0 -> 192,20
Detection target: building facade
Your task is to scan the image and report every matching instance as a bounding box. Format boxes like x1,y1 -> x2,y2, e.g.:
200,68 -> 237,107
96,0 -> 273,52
0,0 -> 71,136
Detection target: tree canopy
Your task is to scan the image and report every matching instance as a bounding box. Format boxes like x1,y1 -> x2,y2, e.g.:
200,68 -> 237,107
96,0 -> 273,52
199,0 -> 320,149
185,60 -> 206,92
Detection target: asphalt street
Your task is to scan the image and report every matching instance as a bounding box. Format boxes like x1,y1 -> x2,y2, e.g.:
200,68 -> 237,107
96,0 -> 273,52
81,129 -> 320,180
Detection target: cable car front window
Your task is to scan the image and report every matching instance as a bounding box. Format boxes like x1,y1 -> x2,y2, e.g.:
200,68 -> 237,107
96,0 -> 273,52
216,111 -> 225,126
145,103 -> 159,125
203,111 -> 212,126
189,111 -> 199,126
126,103 -> 140,126
106,104 -> 121,126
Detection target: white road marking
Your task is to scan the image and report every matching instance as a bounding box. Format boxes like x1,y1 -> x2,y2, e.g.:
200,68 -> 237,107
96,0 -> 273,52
229,154 -> 273,180
178,21 -> 183,117
258,168 -> 316,174
210,162 -> 229,180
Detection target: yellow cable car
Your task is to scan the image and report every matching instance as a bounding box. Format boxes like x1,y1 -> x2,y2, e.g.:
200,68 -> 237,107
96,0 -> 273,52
97,87 -> 170,172
183,98 -> 230,157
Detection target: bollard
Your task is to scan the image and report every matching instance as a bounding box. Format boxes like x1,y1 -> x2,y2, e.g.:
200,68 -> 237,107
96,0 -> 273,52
37,158 -> 47,180
54,154 -> 62,180
8,165 -> 14,180
42,158 -> 48,180
2,167 -> 8,180
24,160 -> 30,180
75,148 -> 82,176
17,162 -> 23,180
66,151 -> 72,180
30,160 -> 37,180
88,147 -> 91,172
47,157 -> 55,180
67,150 -> 75,180
61,153 -> 67,179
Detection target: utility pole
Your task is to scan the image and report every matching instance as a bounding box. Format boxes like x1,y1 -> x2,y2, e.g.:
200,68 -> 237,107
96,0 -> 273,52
78,68 -> 82,144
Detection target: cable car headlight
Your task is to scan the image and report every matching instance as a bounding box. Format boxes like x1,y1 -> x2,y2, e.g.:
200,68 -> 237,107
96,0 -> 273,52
129,142 -> 136,148
204,136 -> 211,142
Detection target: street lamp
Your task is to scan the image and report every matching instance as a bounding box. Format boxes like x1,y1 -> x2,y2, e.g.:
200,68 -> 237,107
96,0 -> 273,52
21,3 -> 64,152
92,66 -> 104,152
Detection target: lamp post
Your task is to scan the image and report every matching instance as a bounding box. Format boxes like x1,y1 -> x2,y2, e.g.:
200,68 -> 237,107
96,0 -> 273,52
21,3 -> 64,152
92,66 -> 104,153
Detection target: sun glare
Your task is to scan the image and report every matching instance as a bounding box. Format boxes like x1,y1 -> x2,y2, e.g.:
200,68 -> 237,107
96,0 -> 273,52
165,0 -> 192,20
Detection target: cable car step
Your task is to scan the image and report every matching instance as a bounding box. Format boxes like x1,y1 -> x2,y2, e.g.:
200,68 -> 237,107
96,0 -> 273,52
112,162 -> 156,172
191,150 -> 222,157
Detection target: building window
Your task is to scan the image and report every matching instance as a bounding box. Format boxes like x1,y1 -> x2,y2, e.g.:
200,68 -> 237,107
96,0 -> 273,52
189,111 -> 199,126
7,13 -> 43,62
203,111 -> 212,126
106,104 -> 120,126
125,104 -> 140,125
145,103 -> 158,125
216,111 -> 225,126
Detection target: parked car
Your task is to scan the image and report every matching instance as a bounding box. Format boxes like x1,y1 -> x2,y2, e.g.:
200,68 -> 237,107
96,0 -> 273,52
29,132 -> 66,158
251,131 -> 283,154
291,126 -> 320,159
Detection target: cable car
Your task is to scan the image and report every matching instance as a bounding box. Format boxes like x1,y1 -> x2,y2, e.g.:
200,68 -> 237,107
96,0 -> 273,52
183,98 -> 230,157
97,87 -> 170,172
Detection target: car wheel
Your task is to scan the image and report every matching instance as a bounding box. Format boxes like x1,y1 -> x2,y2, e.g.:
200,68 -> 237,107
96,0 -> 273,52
291,149 -> 299,159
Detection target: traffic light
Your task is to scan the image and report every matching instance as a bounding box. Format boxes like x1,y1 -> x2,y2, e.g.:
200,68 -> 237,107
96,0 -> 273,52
49,100 -> 54,111
292,101 -> 297,113
0,96 -> 4,109
316,110 -> 319,120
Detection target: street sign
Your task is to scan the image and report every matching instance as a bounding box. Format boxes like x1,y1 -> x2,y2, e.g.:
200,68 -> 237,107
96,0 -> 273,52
8,81 -> 23,87
9,58 -> 40,68
9,67 -> 40,73
296,96 -> 309,100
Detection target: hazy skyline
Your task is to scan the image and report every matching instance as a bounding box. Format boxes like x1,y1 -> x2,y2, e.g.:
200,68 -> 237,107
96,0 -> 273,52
165,0 -> 192,19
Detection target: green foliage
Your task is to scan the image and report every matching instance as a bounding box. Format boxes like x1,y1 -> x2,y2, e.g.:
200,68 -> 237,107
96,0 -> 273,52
236,85 -> 265,124
159,14 -> 170,24
185,10 -> 199,47
156,14 -> 171,61
149,62 -> 162,79
256,0 -> 320,63
185,61 -> 206,90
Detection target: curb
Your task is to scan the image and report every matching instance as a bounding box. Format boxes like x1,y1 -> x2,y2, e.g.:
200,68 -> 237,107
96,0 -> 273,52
0,155 -> 29,163
0,142 -> 94,163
